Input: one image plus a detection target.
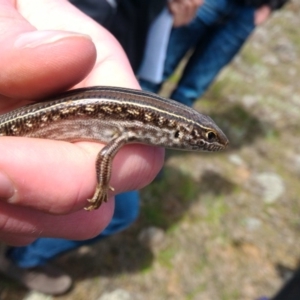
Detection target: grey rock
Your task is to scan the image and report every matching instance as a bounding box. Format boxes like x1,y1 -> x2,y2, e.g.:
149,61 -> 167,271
253,64 -> 270,80
273,38 -> 297,62
292,155 -> 300,176
253,26 -> 269,44
242,95 -> 258,109
291,94 -> 300,106
98,289 -> 133,300
244,217 -> 262,231
228,154 -> 245,166
23,291 -> 52,300
262,53 -> 279,65
252,172 -> 285,204
138,226 -> 165,249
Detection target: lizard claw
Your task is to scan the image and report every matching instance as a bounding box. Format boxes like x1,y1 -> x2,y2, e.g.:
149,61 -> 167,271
84,184 -> 114,211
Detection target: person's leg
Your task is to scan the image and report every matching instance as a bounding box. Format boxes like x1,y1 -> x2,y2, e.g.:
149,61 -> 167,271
163,0 -> 233,81
271,267 -> 300,300
7,191 -> 139,268
171,5 -> 256,106
138,19 -> 206,93
139,0 -> 232,93
139,78 -> 162,93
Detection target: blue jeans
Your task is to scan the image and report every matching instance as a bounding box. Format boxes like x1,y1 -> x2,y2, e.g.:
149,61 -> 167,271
139,0 -> 255,106
7,191 -> 139,268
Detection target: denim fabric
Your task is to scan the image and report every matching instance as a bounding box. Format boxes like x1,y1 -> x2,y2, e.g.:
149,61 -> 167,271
139,0 -> 255,106
171,6 -> 255,106
8,191 -> 139,268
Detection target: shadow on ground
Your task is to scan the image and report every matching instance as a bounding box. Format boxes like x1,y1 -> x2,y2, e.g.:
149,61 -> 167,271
52,165 -> 237,283
208,104 -> 275,149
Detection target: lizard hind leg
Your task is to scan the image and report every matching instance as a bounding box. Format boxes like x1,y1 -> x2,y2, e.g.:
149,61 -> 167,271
85,135 -> 127,211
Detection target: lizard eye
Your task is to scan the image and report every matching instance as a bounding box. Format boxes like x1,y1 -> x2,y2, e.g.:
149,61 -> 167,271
206,131 -> 217,141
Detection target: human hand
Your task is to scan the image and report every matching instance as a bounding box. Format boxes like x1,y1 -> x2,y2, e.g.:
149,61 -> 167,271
255,5 -> 271,25
168,0 -> 203,28
0,0 -> 164,246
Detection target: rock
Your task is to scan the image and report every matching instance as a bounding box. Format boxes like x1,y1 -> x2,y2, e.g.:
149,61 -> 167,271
262,53 -> 279,65
252,172 -> 285,204
244,217 -> 262,231
262,53 -> 279,66
291,94 -> 300,106
98,289 -> 133,300
228,154 -> 246,166
138,226 -> 165,250
23,291 -> 52,300
241,95 -> 258,108
253,26 -> 269,45
288,67 -> 297,76
292,155 -> 300,176
273,38 -> 297,62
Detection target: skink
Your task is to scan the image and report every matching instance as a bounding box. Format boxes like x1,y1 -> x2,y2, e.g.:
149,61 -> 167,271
0,86 -> 229,210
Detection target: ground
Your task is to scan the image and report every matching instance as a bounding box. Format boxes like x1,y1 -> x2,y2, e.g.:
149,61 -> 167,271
1,2 -> 300,300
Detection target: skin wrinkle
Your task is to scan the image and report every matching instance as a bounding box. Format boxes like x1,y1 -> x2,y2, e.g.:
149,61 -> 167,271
18,0 -> 99,32
0,3 -> 33,36
0,199 -> 113,240
0,205 -> 35,236
0,232 -> 35,246
0,213 -> 10,234
0,35 -> 96,104
16,0 -> 126,63
130,146 -> 163,190
16,0 -> 58,24
74,142 -> 164,209
2,134 -> 162,213
0,138 -> 89,211
2,211 -> 41,238
14,1 -> 137,90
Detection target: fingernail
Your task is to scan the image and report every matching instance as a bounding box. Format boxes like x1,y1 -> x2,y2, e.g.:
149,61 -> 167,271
14,30 -> 91,49
0,172 -> 15,201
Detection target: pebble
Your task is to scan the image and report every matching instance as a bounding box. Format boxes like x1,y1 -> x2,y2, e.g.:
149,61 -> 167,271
138,226 -> 165,250
252,172 -> 285,204
262,53 -> 279,65
273,38 -> 297,62
244,217 -> 262,231
242,95 -> 258,108
228,154 -> 245,166
97,289 -> 133,300
293,155 -> 300,176
253,64 -> 269,80
291,94 -> 300,106
253,26 -> 268,44
23,291 -> 52,300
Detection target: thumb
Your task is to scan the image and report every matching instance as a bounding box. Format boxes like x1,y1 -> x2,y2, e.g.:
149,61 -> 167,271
0,1 -> 96,110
